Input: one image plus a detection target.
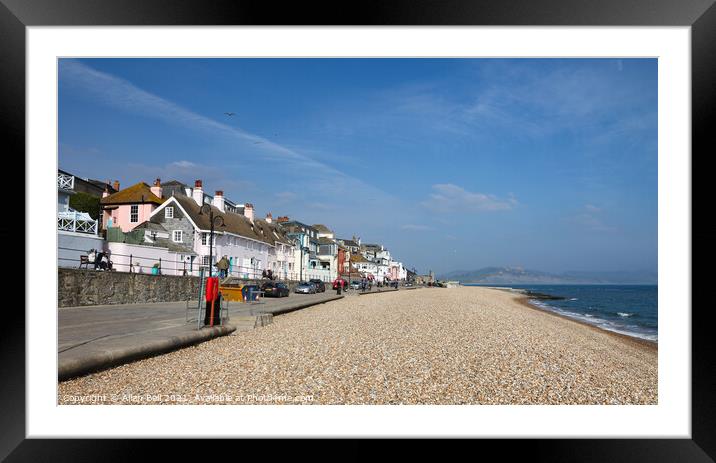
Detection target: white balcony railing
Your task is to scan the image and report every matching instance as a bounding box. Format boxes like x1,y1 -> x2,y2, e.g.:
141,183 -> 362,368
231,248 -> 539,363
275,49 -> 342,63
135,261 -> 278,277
58,172 -> 75,191
58,210 -> 98,235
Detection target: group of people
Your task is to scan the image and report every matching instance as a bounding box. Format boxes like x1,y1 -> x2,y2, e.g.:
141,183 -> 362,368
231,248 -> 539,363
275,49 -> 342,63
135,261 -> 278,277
87,249 -> 113,271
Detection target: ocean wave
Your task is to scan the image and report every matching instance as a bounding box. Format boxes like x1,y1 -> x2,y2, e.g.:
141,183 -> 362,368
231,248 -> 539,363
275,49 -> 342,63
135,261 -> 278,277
527,299 -> 656,342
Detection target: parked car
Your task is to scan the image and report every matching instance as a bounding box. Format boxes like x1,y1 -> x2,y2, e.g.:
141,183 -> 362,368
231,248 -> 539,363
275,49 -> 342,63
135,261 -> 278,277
350,280 -> 362,290
309,279 -> 326,293
294,282 -> 317,294
261,281 -> 289,298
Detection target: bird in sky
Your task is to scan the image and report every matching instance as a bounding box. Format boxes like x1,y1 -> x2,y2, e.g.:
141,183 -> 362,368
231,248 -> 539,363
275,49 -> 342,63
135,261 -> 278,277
224,112 -> 236,116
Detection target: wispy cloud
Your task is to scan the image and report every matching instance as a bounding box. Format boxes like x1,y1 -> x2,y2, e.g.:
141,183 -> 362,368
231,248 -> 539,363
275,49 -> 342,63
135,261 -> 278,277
59,60 -> 396,200
59,60 -> 408,234
169,160 -> 198,169
569,204 -> 616,232
421,183 -> 516,213
401,224 -> 433,231
274,191 -> 298,203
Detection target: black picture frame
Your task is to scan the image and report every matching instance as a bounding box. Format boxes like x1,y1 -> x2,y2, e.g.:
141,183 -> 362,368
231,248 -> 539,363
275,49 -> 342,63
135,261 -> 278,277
2,0 -> 710,459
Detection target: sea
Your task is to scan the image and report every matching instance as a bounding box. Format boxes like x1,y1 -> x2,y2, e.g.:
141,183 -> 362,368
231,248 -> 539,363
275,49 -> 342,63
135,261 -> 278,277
464,284 -> 658,342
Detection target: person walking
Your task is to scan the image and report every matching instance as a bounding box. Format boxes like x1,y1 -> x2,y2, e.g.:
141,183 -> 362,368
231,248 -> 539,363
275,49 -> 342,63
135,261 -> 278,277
215,256 -> 229,278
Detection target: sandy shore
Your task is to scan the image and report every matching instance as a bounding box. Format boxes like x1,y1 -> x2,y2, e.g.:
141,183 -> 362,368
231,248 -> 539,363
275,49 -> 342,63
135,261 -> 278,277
58,286 -> 657,405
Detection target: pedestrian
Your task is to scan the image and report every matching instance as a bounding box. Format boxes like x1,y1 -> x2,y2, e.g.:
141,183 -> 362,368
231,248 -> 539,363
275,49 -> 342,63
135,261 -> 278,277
215,256 -> 229,278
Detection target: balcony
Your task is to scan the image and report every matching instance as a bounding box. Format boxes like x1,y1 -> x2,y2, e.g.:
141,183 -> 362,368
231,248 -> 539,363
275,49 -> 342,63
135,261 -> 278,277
57,172 -> 75,191
58,210 -> 98,235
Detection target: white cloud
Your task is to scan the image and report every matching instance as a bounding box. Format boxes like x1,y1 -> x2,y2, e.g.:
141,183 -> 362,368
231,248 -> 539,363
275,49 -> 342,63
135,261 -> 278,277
58,60 -> 397,201
570,205 -> 616,232
169,160 -> 198,169
401,224 -> 433,231
274,191 -> 297,202
421,183 -> 516,213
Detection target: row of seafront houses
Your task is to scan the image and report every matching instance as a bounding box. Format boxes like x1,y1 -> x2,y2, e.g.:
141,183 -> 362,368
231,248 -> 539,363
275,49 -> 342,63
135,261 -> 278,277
58,169 -> 428,283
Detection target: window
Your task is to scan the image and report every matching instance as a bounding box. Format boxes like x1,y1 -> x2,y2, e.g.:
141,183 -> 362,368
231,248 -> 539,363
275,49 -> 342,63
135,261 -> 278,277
130,205 -> 139,223
173,230 -> 183,243
165,207 -> 174,219
202,255 -> 211,267
202,233 -> 214,246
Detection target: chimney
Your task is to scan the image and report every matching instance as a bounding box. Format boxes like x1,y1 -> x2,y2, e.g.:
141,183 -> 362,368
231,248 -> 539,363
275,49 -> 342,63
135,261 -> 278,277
212,190 -> 225,212
244,203 -> 254,223
102,184 -> 110,198
276,216 -> 289,223
150,178 -> 162,199
192,180 -> 204,206
113,180 -> 120,191
265,212 -> 273,223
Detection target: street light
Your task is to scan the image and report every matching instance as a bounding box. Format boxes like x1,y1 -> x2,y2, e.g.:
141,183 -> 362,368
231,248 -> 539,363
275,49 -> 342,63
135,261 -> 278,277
198,204 -> 225,277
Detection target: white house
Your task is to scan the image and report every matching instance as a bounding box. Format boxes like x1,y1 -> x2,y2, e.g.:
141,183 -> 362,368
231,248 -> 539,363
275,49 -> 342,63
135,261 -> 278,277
143,180 -> 294,279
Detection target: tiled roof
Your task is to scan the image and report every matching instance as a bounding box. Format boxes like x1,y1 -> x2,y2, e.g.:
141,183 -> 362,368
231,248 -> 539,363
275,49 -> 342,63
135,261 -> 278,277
100,182 -> 163,206
172,195 -> 267,244
253,218 -> 295,246
312,224 -> 332,233
350,254 -> 370,263
318,237 -> 335,245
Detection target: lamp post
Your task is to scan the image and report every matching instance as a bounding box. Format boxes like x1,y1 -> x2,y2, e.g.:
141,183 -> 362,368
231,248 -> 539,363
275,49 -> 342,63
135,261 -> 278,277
198,204 -> 225,277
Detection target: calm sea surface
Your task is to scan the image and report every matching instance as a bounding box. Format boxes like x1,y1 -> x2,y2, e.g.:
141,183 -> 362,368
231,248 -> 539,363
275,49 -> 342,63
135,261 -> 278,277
464,284 -> 658,342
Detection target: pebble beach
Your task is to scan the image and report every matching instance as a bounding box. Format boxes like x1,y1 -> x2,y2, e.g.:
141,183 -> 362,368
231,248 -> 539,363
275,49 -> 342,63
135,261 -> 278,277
58,286 -> 657,405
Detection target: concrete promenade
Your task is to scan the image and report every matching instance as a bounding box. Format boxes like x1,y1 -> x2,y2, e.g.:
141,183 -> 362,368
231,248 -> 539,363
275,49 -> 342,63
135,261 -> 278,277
58,291 -> 348,380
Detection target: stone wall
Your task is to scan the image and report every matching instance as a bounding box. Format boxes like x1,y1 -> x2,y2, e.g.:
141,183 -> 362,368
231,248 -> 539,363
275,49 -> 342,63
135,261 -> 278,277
59,268 -> 202,307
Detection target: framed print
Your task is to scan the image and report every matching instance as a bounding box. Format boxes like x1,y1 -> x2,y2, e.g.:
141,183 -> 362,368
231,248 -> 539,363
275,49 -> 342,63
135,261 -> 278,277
2,0 -> 712,459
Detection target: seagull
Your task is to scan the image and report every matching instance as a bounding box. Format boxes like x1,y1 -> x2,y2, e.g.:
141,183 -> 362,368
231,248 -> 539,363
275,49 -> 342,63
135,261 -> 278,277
224,112 -> 236,117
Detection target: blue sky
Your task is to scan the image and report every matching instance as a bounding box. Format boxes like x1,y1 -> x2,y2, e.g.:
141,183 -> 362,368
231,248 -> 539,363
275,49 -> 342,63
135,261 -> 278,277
58,58 -> 657,275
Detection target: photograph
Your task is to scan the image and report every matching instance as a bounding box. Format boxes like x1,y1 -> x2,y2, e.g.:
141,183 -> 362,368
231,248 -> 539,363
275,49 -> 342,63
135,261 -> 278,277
2,0 -> 708,453
55,57 -> 659,406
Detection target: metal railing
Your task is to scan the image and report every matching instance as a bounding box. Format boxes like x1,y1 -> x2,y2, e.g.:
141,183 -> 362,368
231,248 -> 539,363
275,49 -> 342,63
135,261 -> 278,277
57,172 -> 74,190
57,245 -> 339,282
58,211 -> 98,235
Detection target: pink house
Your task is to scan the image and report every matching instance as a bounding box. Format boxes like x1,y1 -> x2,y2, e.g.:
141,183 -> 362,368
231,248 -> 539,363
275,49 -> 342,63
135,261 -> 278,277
100,179 -> 164,232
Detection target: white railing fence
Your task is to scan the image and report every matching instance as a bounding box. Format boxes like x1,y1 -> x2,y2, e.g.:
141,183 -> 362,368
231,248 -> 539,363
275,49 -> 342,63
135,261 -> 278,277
57,172 -> 75,190
58,210 -> 98,235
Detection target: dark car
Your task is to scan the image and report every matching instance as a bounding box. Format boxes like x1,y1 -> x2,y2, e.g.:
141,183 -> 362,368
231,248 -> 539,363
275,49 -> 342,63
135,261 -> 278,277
261,281 -> 289,298
309,279 -> 326,292
350,280 -> 362,290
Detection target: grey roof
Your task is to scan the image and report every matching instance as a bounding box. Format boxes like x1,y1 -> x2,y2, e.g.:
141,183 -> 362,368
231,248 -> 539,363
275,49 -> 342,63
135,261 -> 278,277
172,194 -> 270,245
134,221 -> 167,232
312,224 -> 333,233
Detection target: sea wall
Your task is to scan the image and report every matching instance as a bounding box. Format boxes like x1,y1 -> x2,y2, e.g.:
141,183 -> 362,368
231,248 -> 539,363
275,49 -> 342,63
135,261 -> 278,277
58,268 -> 202,307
